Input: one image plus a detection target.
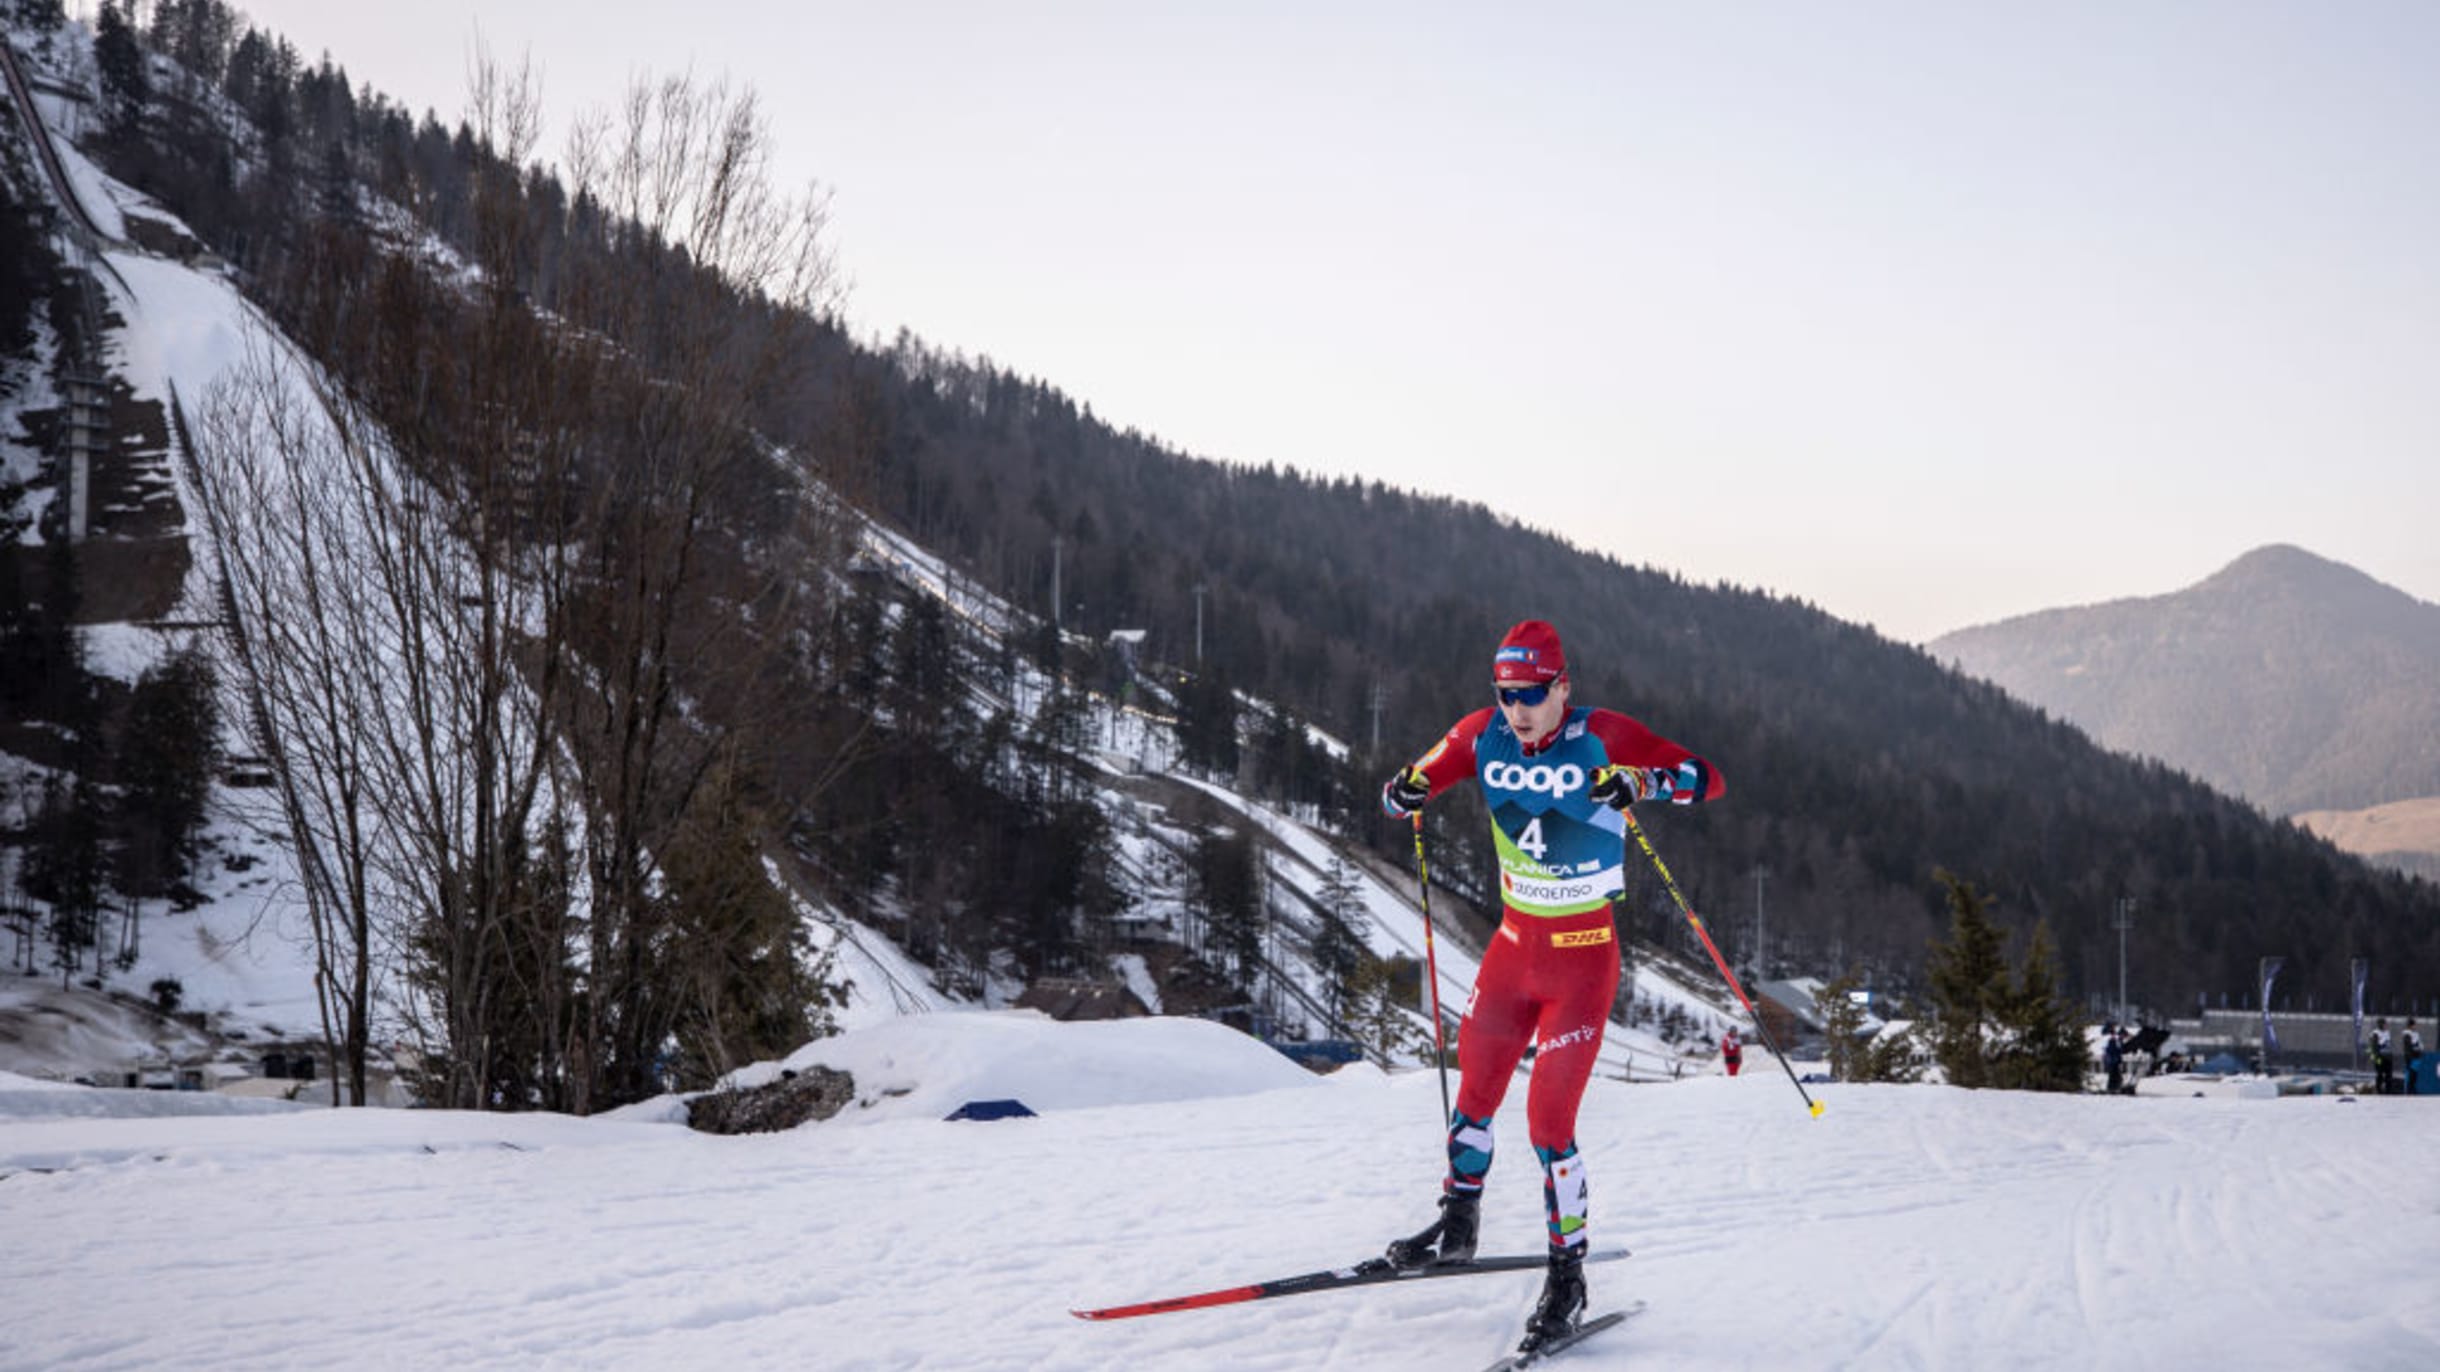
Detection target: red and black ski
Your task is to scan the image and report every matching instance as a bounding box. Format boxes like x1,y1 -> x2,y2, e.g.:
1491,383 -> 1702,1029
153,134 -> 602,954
1071,1248 -> 1629,1322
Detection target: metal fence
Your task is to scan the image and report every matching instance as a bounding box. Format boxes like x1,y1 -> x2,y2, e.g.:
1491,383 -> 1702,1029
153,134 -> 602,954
2167,1008 -> 2410,1071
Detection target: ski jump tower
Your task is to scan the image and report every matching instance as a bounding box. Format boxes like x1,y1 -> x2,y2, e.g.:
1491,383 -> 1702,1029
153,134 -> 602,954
3,31 -> 113,542
60,355 -> 104,542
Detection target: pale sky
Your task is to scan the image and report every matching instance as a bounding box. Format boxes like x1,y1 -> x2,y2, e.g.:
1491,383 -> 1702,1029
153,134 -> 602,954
204,2 -> 2440,641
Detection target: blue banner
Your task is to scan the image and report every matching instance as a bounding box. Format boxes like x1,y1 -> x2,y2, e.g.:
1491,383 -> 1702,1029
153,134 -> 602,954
2352,958 -> 2369,1051
2260,957 -> 2284,1058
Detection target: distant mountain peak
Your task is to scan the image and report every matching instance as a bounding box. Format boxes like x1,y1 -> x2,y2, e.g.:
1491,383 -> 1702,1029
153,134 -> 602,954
2194,544 -> 2381,600
1929,545 -> 2440,816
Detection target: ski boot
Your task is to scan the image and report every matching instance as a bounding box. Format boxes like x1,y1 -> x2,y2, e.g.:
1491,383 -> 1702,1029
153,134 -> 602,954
1384,1190 -> 1480,1268
1517,1245 -> 1586,1355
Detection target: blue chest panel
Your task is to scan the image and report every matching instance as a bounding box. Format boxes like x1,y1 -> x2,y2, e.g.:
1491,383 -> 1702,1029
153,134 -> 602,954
1474,709 -> 1626,915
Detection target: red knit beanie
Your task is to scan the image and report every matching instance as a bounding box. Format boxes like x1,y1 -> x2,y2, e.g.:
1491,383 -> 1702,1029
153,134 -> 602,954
1492,620 -> 1566,684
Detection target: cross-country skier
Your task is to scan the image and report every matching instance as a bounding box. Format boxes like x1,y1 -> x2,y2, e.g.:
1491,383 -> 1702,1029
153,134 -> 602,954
1378,619 -> 1724,1354
1721,1027 -> 1744,1077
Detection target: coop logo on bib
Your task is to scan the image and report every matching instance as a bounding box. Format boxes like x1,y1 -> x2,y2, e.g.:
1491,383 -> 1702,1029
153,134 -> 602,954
1481,760 -> 1584,798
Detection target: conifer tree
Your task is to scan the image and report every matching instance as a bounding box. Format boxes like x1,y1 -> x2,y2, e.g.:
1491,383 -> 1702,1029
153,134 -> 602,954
94,2 -> 150,147
892,595 -> 960,737
1992,920 -> 2088,1092
24,779 -> 104,984
1030,680 -> 1095,803
1310,857 -> 1369,1029
1252,704 -> 1302,803
113,645 -> 221,899
1924,870 -> 2009,1089
663,754 -> 814,1089
1000,795 -> 1119,979
21,538 -> 87,726
1191,825 -> 1264,990
1347,954 -> 1431,1066
1176,666 -> 1240,779
1821,966 -> 1870,1082
1923,875 -> 2086,1091
8,0 -> 67,39
1822,966 -> 1920,1084
0,539 -> 32,711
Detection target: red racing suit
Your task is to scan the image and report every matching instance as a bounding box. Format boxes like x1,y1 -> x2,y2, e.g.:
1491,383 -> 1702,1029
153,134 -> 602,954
1403,704 -> 1722,1246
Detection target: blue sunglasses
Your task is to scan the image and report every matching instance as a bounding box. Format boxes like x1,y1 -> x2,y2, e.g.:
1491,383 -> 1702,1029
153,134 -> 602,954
1495,681 -> 1554,707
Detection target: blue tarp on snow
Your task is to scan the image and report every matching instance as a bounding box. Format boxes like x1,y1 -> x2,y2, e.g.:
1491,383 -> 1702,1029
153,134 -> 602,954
945,1098 -> 1037,1121
1271,1039 -> 1362,1068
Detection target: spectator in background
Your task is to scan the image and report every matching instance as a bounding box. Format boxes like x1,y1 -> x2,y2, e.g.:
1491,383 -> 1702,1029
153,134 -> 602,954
2103,1022 -> 2126,1095
1720,1027 -> 1744,1077
2367,1018 -> 2395,1096
2404,1019 -> 2423,1097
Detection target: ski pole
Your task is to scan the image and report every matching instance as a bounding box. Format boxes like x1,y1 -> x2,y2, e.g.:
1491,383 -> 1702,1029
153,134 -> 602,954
1410,810 -> 1454,1127
1623,809 -> 1823,1118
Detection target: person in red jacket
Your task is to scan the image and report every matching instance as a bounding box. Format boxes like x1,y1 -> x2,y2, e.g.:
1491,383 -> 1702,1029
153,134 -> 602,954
1721,1027 -> 1744,1077
1379,619 -> 1724,1355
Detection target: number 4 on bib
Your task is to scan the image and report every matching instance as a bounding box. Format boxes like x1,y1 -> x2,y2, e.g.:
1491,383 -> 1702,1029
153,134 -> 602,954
1516,817 -> 1547,860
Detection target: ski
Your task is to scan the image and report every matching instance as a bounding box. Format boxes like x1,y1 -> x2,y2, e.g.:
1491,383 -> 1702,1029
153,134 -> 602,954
1481,1302 -> 1647,1371
1071,1247 -> 1630,1321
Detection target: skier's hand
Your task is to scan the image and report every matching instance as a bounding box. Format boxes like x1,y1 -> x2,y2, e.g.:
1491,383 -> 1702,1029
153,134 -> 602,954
1589,765 -> 1660,810
1381,767 -> 1430,816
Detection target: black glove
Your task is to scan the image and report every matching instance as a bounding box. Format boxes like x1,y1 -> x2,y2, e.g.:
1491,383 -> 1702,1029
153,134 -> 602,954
1588,765 -> 1656,811
1381,767 -> 1430,816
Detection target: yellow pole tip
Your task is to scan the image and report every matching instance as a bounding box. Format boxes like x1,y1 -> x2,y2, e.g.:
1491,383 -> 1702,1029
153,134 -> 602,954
1810,1101 -> 1825,1117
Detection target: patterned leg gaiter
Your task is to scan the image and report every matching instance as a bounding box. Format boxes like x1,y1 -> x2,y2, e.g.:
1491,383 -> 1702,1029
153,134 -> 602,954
1536,1141 -> 1589,1250
1445,1111 -> 1495,1194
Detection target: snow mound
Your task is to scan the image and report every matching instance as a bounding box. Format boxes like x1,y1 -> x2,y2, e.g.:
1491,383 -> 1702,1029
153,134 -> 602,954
736,1010 -> 1324,1123
0,1081 -> 309,1123
0,982 -> 222,1081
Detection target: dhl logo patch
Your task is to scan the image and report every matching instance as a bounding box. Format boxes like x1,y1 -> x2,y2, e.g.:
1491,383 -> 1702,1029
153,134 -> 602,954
1550,927 -> 1613,949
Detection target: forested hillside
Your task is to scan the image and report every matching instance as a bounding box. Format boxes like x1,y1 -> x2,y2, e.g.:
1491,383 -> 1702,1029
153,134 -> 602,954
816,340 -> 2440,1011
7,0 -> 2436,1038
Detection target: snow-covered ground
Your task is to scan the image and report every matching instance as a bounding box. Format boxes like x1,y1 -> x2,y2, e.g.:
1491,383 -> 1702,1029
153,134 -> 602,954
0,756 -> 337,1074
5,1011 -> 2433,1372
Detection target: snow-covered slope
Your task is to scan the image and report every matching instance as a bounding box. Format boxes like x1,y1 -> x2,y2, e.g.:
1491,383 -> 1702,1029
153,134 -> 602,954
2,28 -> 369,1075
5,1012 -> 2433,1371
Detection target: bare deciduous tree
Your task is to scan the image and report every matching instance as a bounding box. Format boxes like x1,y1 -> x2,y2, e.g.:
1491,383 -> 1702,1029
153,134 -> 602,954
194,54 -> 855,1111
541,63 -> 850,1107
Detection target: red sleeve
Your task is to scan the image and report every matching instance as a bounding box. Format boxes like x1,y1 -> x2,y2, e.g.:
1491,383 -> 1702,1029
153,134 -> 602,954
1584,708 -> 1726,802
1408,708 -> 1493,801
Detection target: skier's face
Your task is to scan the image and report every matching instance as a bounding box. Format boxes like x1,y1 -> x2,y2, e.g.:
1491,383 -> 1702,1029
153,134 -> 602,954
1495,675 -> 1568,745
